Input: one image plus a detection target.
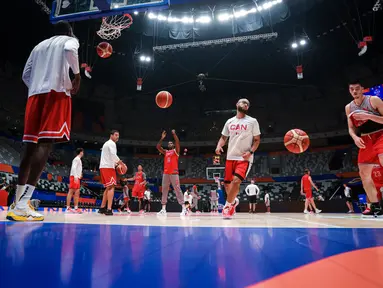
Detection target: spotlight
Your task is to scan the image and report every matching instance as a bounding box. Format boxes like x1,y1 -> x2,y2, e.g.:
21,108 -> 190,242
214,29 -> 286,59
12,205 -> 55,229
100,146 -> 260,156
139,55 -> 146,61
291,42 -> 298,49
300,39 -> 306,45
145,57 -> 151,62
133,11 -> 138,15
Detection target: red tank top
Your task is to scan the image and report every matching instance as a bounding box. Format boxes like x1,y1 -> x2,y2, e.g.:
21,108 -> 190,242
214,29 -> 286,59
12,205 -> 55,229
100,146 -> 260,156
134,172 -> 144,186
164,149 -> 179,175
302,174 -> 311,191
372,166 -> 383,185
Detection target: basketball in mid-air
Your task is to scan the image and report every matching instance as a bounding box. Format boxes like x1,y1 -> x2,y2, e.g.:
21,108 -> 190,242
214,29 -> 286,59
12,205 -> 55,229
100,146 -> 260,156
155,91 -> 173,108
284,129 -> 310,154
96,42 -> 113,58
116,163 -> 127,175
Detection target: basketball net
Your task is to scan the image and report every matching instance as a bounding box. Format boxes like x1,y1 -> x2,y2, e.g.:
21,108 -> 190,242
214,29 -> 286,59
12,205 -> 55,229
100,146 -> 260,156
97,14 -> 133,40
214,176 -> 221,188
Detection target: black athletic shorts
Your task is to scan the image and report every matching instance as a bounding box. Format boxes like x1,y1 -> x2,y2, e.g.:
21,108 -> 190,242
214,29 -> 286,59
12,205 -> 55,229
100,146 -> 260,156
346,197 -> 352,202
249,195 -> 258,204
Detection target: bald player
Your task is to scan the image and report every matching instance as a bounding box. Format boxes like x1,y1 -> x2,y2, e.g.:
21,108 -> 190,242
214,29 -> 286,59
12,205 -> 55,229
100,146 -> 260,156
215,98 -> 261,218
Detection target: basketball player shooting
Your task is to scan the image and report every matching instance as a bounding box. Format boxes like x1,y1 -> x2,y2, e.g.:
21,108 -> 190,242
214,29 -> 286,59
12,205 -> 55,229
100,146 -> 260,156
6,21 -> 81,222
99,130 -> 123,216
156,130 -> 187,216
346,80 -> 383,216
215,98 -> 261,219
67,148 -> 84,213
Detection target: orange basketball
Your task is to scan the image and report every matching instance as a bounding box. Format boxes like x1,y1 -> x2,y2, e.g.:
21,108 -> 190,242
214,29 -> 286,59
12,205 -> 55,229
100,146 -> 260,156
155,91 -> 173,108
284,129 -> 310,154
116,163 -> 127,175
96,42 -> 113,58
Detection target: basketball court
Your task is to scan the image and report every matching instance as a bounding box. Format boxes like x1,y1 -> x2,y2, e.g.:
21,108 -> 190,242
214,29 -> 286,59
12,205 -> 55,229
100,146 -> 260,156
1,211 -> 383,287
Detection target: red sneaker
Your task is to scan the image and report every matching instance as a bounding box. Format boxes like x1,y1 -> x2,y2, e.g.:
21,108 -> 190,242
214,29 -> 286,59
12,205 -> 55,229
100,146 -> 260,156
74,208 -> 83,214
222,204 -> 235,219
362,207 -> 372,216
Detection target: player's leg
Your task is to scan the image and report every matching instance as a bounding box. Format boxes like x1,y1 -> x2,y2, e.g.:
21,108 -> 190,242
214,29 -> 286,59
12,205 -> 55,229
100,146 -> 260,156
158,174 -> 170,214
359,163 -> 381,215
309,198 -> 321,213
248,198 -> 252,213
106,186 -> 115,213
66,188 -> 74,211
8,142 -> 52,221
170,175 -> 186,215
74,188 -> 81,212
304,198 -> 309,213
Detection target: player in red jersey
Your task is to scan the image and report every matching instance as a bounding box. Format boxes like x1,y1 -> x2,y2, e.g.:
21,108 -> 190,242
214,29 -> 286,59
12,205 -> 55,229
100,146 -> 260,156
118,180 -> 131,213
370,166 -> 383,212
216,98 -> 261,218
6,21 -> 81,222
127,165 -> 147,214
346,79 -> 383,216
156,130 -> 186,216
300,169 -> 321,214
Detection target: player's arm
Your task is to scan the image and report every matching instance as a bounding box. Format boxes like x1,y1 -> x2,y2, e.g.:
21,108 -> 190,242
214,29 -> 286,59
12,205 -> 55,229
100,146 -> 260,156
64,38 -> 81,94
309,176 -> 319,191
216,119 -> 230,154
255,185 -> 260,196
140,173 -> 147,186
22,51 -> 34,88
346,104 -> 366,149
250,119 -> 261,153
300,178 -> 304,194
245,185 -> 250,195
171,130 -> 181,155
156,131 -> 167,155
366,96 -> 383,124
109,143 -> 122,166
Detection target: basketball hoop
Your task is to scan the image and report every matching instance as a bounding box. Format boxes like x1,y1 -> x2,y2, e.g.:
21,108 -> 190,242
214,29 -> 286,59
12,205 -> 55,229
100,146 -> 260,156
97,14 -> 133,41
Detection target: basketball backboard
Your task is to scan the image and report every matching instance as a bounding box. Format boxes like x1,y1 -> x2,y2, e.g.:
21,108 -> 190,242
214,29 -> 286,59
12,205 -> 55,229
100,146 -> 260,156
50,0 -> 170,23
206,167 -> 225,181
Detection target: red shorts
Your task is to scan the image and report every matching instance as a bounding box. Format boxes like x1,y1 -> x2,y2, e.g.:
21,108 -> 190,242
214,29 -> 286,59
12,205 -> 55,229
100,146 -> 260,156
69,176 -> 80,189
358,130 -> 383,164
124,197 -> 130,201
23,90 -> 71,143
132,185 -> 145,198
100,168 -> 117,188
304,189 -> 313,199
224,160 -> 252,182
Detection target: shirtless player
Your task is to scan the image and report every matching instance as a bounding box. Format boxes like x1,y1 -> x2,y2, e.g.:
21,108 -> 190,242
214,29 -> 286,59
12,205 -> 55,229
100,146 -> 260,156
346,80 -> 383,216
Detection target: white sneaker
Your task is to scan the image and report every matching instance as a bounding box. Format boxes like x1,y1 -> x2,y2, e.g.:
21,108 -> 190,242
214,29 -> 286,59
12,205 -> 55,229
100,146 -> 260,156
180,209 -> 187,216
304,210 -> 309,214
6,206 -> 44,221
157,209 -> 167,216
315,209 -> 322,214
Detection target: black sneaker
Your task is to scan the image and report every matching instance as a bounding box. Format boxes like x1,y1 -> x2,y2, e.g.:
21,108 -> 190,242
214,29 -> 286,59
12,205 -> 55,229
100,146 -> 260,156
104,209 -> 113,216
372,203 -> 383,216
98,207 -> 106,214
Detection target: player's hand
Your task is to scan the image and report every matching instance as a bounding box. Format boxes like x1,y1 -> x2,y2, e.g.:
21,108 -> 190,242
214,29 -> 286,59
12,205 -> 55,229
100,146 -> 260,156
161,131 -> 166,140
171,129 -> 176,135
352,112 -> 371,121
353,136 -> 366,149
71,74 -> 81,95
215,146 -> 224,155
242,151 -> 251,160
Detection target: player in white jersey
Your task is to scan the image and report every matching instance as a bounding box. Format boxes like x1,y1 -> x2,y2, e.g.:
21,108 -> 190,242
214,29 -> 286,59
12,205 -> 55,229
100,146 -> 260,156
264,192 -> 270,213
216,98 -> 261,218
210,186 -> 220,214
99,130 -> 122,216
245,180 -> 260,213
7,21 -> 81,222
143,188 -> 152,212
66,148 -> 84,213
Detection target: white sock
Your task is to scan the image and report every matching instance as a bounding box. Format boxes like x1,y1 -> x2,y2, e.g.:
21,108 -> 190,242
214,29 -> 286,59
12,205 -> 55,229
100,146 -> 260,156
15,185 -> 26,204
67,206 -> 70,209
74,206 -> 78,209
225,201 -> 234,207
16,184 -> 35,209
162,205 -> 166,210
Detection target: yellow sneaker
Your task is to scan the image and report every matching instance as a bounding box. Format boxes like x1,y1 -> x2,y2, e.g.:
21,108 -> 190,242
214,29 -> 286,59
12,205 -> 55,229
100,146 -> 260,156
6,207 -> 44,221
